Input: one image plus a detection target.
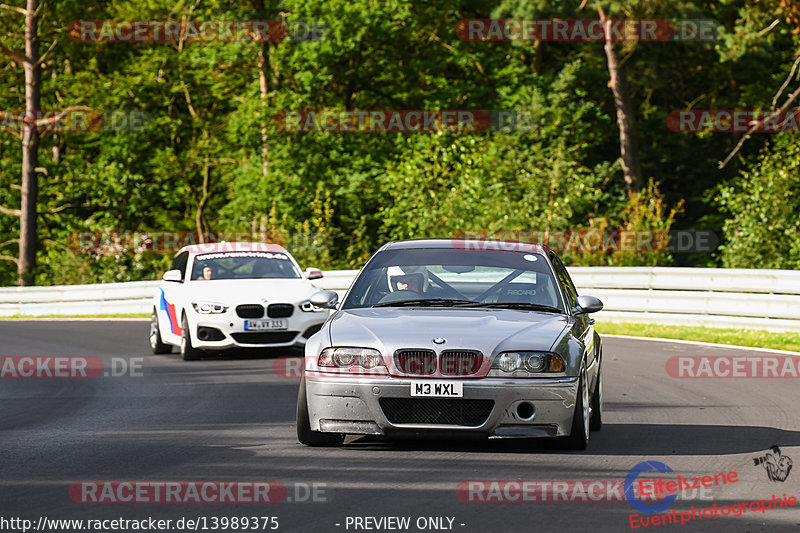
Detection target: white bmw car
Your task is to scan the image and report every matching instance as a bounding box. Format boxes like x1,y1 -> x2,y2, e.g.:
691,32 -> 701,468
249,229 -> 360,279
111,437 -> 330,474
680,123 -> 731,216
149,242 -> 329,360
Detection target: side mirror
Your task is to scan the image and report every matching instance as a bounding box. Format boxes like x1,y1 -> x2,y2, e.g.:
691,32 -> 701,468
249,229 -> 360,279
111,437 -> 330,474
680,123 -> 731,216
162,269 -> 183,283
310,290 -> 339,309
574,295 -> 603,315
305,267 -> 323,280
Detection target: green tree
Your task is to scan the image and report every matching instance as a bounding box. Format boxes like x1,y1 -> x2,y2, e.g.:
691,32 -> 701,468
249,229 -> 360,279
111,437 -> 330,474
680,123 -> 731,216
718,135 -> 800,269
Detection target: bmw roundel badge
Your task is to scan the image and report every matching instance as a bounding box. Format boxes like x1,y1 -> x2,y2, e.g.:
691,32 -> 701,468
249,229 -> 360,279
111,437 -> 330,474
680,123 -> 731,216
433,337 -> 446,345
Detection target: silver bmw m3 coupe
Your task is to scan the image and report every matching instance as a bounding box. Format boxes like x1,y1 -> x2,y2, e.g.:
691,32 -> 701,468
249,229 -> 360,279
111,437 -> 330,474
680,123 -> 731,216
297,239 -> 604,450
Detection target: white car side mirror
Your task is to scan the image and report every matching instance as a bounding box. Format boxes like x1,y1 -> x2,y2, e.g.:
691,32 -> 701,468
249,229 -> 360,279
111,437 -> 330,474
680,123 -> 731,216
305,267 -> 323,280
163,269 -> 183,283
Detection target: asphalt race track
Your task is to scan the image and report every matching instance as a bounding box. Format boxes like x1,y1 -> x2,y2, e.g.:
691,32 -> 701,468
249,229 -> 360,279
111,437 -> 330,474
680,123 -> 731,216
1,320 -> 798,533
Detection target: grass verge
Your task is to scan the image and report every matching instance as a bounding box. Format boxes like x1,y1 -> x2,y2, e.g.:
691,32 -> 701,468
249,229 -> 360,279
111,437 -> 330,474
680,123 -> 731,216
595,322 -> 800,353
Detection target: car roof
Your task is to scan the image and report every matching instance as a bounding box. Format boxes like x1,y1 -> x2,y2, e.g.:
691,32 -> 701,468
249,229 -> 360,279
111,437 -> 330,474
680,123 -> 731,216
177,242 -> 289,255
379,238 -> 552,254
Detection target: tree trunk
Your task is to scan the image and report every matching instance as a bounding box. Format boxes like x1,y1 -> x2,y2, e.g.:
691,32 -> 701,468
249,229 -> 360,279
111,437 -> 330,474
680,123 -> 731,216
253,0 -> 280,183
258,45 -> 270,179
195,157 -> 210,243
19,0 -> 41,286
599,6 -> 642,194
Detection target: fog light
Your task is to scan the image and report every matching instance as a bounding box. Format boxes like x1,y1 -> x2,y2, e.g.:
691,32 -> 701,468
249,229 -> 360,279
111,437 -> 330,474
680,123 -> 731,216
516,402 -> 535,420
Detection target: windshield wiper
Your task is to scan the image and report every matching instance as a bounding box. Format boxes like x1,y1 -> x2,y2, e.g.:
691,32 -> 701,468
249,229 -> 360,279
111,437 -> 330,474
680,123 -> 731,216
460,302 -> 564,314
372,298 -> 479,308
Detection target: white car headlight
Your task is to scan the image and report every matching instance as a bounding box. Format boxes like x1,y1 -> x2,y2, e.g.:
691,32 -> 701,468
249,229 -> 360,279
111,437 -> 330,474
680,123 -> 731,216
489,351 -> 565,376
301,300 -> 326,312
191,302 -> 229,314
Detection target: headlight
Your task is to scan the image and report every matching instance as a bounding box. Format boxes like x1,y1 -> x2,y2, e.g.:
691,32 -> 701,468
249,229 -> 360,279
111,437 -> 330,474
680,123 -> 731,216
191,302 -> 228,314
300,301 -> 326,312
318,347 -> 386,371
489,351 -> 565,376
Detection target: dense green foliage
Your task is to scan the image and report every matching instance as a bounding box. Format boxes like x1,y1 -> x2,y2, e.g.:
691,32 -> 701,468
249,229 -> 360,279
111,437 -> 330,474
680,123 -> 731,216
1,0 -> 799,285
718,134 -> 800,269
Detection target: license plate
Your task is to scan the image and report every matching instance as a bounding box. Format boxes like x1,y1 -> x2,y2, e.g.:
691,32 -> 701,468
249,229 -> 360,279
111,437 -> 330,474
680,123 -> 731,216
410,381 -> 463,398
244,319 -> 288,331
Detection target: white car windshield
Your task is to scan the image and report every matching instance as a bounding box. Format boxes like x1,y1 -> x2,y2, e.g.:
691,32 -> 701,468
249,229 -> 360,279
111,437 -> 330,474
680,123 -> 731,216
190,251 -> 301,281
343,248 -> 564,311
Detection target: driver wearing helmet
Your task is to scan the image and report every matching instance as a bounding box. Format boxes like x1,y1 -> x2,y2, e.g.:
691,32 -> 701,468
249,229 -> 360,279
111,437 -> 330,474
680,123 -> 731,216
387,266 -> 429,294
394,274 -> 421,292
196,263 -> 216,280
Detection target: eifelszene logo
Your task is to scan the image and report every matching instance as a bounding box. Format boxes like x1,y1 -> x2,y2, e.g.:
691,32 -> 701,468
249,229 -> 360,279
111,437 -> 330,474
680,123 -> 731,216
624,461 -> 737,515
625,461 -> 677,514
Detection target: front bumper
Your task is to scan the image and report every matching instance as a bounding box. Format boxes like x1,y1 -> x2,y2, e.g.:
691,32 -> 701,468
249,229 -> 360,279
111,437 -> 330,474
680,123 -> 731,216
191,312 -> 326,350
305,376 -> 579,438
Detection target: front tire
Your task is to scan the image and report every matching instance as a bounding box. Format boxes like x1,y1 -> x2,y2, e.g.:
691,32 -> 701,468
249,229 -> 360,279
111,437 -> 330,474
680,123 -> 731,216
296,377 -> 345,447
590,365 -> 603,431
551,364 -> 589,451
180,315 -> 202,361
150,309 -> 172,354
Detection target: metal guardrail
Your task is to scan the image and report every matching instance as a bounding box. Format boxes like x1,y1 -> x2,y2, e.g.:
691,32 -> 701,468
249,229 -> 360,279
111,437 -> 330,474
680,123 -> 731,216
0,280 -> 161,317
566,267 -> 800,332
1,267 -> 799,332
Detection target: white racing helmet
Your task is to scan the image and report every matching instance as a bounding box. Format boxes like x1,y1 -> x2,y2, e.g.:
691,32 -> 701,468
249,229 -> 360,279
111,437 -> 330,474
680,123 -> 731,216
386,265 -> 430,292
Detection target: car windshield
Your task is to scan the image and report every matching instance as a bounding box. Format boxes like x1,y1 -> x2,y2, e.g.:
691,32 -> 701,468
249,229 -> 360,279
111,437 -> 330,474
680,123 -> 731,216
190,251 -> 301,281
342,248 -> 564,311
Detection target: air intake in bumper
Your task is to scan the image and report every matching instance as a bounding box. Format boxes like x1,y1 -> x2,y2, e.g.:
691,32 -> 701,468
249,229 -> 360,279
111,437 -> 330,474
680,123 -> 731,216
379,398 -> 494,426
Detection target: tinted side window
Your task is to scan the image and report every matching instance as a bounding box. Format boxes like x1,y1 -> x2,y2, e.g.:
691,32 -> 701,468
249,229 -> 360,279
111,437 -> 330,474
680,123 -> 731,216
170,252 -> 189,279
550,253 -> 578,308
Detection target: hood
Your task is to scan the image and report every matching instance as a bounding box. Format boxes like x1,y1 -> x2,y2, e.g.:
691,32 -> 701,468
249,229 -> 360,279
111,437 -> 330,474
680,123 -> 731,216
328,307 -> 571,355
183,278 -> 318,304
